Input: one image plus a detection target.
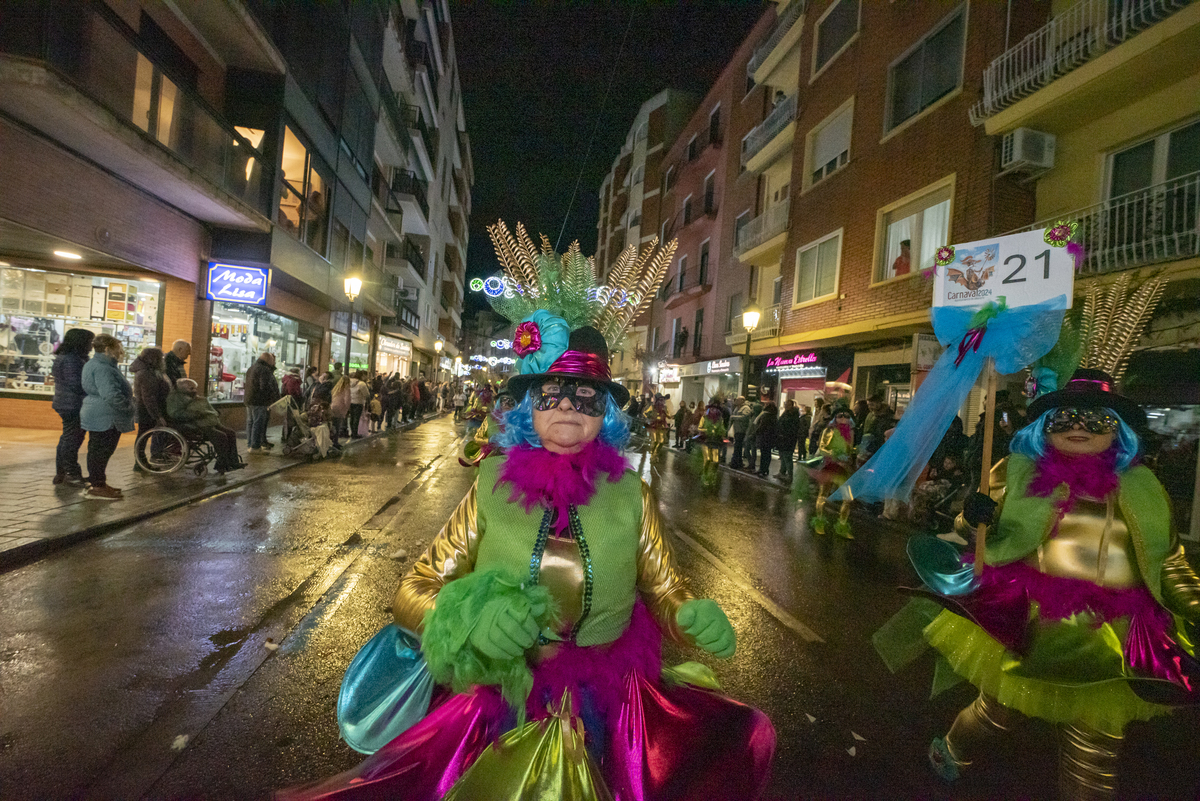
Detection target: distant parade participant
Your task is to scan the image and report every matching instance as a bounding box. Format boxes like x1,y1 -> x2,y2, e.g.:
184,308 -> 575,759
462,382 -> 495,438
802,398 -> 856,538
697,398 -> 727,488
280,223 -> 773,800
644,393 -> 670,455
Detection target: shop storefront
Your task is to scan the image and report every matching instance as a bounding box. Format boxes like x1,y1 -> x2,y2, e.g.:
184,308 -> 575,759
376,335 -> 412,376
2,263 -> 162,393
764,351 -> 828,410
665,357 -> 743,405
329,311 -> 372,374
204,262 -> 320,402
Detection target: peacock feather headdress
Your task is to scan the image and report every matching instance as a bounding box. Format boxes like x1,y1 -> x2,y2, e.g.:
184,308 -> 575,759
484,221 -> 676,348
480,221 -> 677,407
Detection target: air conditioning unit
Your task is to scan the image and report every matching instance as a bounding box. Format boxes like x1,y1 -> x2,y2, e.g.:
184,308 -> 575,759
1000,128 -> 1056,173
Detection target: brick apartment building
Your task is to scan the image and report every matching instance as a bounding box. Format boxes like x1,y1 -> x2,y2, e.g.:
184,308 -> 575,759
729,0 -> 1044,420
0,0 -> 470,429
596,90 -> 693,394
646,9 -> 779,407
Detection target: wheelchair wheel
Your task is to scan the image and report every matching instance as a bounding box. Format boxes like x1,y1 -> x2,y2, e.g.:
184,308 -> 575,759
135,427 -> 189,473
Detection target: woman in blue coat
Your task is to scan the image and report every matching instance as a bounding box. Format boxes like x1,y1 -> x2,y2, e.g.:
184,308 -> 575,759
50,328 -> 94,485
80,334 -> 135,500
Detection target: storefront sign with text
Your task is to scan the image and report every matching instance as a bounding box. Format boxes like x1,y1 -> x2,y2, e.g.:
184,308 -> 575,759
766,352 -> 817,369
205,263 -> 268,306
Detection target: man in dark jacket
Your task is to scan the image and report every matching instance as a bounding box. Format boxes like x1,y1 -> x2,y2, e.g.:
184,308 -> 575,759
796,405 -> 812,460
244,352 -> 280,452
754,401 -> 778,477
673,402 -> 687,448
774,400 -> 801,481
166,340 -> 191,386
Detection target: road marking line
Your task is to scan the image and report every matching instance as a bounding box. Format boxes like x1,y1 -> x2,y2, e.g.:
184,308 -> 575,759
670,529 -> 825,643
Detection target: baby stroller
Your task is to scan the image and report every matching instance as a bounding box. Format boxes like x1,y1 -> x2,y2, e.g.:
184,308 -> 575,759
281,397 -> 333,460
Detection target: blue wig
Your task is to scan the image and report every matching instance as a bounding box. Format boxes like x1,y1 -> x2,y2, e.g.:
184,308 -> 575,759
1010,407 -> 1141,472
493,389 -> 632,450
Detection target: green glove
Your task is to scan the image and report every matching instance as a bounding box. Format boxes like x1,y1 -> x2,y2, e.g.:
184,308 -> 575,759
468,594 -> 542,660
676,598 -> 736,658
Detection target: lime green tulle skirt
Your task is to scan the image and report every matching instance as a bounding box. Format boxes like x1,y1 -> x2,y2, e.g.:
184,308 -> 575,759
925,610 -> 1169,735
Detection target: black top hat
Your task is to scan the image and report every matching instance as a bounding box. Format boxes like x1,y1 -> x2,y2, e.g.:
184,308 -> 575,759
506,326 -> 630,407
1026,368 -> 1145,430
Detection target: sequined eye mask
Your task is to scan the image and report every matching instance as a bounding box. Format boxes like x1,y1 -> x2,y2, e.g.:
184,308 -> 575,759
1044,408 -> 1119,435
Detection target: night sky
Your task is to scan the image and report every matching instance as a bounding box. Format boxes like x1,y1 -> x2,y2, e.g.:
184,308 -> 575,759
452,1 -> 768,314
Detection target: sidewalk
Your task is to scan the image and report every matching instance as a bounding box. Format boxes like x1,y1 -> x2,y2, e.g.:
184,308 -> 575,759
0,413 -> 446,571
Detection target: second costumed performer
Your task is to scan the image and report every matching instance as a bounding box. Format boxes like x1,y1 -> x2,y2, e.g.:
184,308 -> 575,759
280,222 -> 774,800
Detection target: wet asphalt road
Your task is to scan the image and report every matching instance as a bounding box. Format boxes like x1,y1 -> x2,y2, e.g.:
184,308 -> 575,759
2,416 -> 1199,800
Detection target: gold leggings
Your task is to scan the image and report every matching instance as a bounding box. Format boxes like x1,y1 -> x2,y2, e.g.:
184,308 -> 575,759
701,444 -> 720,464
814,483 -> 851,523
651,428 -> 667,451
945,693 -> 1122,801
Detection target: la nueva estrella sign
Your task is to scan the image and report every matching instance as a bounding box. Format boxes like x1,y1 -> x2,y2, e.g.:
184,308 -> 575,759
206,262 -> 269,306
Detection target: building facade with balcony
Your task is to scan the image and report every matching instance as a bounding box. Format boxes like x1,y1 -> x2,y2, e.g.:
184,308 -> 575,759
734,0 -> 1042,416
595,90 -> 693,396
971,0 -> 1200,535
368,0 -> 472,383
642,9 -> 779,406
0,0 -> 413,427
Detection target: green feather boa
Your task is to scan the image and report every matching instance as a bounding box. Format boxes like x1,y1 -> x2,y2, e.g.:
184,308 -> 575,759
421,569 -> 558,715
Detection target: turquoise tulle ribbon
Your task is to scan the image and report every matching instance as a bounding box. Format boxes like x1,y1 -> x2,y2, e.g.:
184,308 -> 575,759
831,295 -> 1068,503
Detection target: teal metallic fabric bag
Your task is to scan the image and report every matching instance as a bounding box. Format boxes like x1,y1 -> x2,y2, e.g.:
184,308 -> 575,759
338,625 -> 434,754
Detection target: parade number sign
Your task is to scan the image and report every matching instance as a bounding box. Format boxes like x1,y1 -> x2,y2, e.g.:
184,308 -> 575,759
205,262 -> 269,306
932,228 -> 1074,310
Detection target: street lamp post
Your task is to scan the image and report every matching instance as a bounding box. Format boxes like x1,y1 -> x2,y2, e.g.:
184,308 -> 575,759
343,276 -> 361,373
434,339 -> 443,381
740,302 -> 761,398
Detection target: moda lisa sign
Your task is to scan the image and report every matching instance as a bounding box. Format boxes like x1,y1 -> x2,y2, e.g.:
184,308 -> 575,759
206,263 -> 268,306
766,352 -> 817,369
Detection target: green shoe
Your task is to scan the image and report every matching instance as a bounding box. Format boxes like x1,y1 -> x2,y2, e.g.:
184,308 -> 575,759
834,519 -> 853,539
812,517 -> 827,535
928,737 -> 961,783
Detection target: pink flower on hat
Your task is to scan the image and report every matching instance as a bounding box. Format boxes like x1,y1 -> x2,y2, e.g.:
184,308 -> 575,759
512,320 -> 542,357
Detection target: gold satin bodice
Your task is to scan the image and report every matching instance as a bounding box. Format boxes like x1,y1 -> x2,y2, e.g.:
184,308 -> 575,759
1025,496 -> 1141,588
540,534 -> 585,632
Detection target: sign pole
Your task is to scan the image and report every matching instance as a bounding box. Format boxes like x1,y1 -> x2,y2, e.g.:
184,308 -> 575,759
974,359 -> 998,576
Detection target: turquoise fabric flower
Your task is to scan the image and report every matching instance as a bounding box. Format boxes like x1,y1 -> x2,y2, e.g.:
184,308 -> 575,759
516,311 -> 570,375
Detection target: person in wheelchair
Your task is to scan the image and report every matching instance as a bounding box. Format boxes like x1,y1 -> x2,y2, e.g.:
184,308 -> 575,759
166,379 -> 245,473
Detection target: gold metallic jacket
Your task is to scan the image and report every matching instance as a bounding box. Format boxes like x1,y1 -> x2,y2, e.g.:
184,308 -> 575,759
394,479 -> 695,644
958,458 -> 1200,617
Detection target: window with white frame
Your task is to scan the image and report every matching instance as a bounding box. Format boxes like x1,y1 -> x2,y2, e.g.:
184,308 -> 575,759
1109,118 -> 1200,198
875,182 -> 953,282
886,7 -> 965,132
663,164 -> 675,193
709,106 -> 721,144
814,0 -> 860,76
726,292 -> 743,334
633,165 -> 644,185
703,172 -> 716,214
793,230 -> 841,305
808,100 -> 852,186
677,254 -> 688,292
687,135 -> 698,162
683,195 -> 694,225
735,210 -> 751,249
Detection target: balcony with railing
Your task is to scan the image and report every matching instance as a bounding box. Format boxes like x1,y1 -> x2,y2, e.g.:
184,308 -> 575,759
0,0 -> 270,229
384,237 -> 427,281
392,169 -> 430,225
747,0 -> 805,82
398,101 -> 438,169
969,0 -> 1195,127
742,94 -> 798,171
1014,171 -> 1199,276
662,267 -> 713,309
725,304 -> 782,346
735,199 -> 791,262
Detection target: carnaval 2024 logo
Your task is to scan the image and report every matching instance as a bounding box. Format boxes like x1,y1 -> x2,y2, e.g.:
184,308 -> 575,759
206,263 -> 268,306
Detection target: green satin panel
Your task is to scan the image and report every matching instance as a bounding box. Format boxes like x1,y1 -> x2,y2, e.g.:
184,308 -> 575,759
443,706 -> 613,801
